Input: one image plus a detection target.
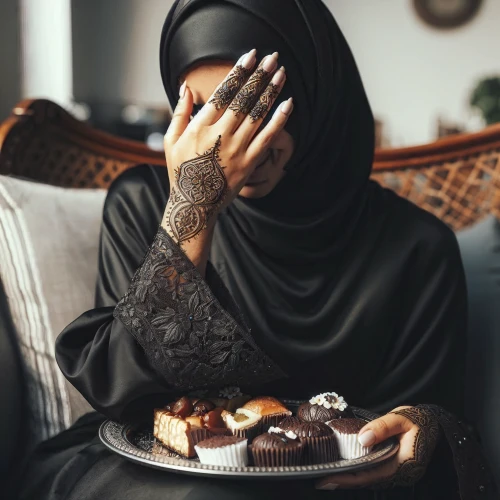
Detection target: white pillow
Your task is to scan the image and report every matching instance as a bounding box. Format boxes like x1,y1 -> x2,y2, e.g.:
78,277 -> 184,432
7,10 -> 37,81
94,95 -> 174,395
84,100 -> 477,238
0,175 -> 106,444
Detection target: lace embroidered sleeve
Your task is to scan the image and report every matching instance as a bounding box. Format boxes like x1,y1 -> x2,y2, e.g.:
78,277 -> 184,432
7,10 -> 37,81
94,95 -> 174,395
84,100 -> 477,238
419,405 -> 499,499
113,226 -> 285,391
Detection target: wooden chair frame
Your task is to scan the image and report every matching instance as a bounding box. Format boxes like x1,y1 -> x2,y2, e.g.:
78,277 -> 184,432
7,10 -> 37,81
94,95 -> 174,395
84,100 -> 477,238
1,99 -> 499,230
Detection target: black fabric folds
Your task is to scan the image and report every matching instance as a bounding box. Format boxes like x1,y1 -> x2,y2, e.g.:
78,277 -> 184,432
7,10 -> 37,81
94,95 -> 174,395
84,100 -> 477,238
28,1 -> 498,498
160,0 -> 466,415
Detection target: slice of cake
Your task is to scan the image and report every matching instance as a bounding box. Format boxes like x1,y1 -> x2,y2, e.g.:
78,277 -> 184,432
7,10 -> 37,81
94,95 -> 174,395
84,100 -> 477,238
154,409 -> 197,458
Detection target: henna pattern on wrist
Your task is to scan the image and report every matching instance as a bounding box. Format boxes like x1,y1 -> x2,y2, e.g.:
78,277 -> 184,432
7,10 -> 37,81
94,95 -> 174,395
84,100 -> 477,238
208,65 -> 252,110
249,83 -> 281,122
229,68 -> 272,116
165,136 -> 228,244
372,406 -> 440,490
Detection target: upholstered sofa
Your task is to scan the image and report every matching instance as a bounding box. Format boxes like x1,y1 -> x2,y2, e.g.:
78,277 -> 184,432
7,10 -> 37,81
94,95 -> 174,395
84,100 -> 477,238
1,99 -> 499,497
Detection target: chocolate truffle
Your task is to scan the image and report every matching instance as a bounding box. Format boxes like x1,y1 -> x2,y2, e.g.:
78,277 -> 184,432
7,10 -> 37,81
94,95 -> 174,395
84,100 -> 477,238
278,416 -> 301,432
327,418 -> 373,460
251,428 -> 304,466
294,422 -> 339,464
298,392 -> 354,422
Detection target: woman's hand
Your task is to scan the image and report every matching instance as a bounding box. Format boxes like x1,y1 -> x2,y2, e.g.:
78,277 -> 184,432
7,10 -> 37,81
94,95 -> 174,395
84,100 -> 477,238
162,49 -> 293,249
316,406 -> 440,491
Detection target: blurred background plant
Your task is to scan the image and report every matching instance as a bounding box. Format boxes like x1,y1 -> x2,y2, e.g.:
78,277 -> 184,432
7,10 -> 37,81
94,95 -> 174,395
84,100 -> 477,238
470,77 -> 500,125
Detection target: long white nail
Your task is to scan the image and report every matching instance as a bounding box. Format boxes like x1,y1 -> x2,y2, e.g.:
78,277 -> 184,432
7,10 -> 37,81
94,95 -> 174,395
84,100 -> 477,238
179,81 -> 187,99
281,98 -> 294,115
358,430 -> 376,447
272,66 -> 286,86
263,52 -> 279,72
241,49 -> 257,69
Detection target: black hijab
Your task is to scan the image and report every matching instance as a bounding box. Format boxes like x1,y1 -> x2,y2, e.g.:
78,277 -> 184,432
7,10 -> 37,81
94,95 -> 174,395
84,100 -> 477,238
159,0 -> 466,415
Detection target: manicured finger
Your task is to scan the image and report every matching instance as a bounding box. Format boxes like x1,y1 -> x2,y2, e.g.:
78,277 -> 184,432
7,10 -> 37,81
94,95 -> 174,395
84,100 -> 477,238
246,97 -> 294,156
219,52 -> 279,131
315,458 -> 398,490
236,66 -> 286,140
195,49 -> 257,126
358,411 -> 414,448
164,82 -> 194,148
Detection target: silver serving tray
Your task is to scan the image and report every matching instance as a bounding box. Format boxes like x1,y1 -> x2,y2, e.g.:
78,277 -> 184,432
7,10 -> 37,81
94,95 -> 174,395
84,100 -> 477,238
99,402 -> 399,479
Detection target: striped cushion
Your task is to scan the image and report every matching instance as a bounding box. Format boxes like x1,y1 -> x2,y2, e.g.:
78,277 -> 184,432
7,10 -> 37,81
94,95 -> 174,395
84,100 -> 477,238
0,176 -> 106,444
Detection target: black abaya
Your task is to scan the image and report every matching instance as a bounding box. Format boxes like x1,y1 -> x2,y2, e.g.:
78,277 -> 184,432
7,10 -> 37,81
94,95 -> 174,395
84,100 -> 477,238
16,164 -> 496,500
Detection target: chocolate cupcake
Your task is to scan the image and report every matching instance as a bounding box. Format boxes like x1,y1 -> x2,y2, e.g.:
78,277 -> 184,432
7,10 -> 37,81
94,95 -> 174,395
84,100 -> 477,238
241,397 -> 292,431
294,422 -> 339,464
327,418 -> 373,459
195,436 -> 248,467
250,427 -> 304,467
298,392 -> 354,422
278,416 -> 301,432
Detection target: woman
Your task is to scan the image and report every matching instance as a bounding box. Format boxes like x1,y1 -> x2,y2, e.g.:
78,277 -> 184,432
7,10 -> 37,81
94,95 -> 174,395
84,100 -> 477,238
18,0 -> 497,499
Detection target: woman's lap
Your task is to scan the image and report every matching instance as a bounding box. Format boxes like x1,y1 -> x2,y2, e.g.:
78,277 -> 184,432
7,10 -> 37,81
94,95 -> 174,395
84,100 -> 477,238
16,413 -> 388,500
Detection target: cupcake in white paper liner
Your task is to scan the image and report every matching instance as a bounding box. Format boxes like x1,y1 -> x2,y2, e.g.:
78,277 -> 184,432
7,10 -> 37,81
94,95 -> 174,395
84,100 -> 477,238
326,418 -> 373,459
195,436 -> 248,467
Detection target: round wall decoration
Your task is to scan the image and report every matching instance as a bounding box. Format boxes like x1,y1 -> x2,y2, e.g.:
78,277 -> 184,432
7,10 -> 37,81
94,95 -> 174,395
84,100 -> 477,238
414,0 -> 483,29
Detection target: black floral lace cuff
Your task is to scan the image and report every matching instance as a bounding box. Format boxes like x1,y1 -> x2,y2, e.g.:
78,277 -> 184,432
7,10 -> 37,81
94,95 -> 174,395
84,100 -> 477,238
421,405 -> 499,499
114,226 -> 285,391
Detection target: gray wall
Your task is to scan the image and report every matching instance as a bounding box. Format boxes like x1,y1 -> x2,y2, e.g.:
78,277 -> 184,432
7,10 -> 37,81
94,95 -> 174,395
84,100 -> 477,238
0,0 -> 21,120
72,0 -> 173,108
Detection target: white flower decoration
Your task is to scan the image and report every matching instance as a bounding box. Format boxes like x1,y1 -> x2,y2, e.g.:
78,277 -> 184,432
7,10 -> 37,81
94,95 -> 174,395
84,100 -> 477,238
309,392 -> 349,411
219,386 -> 243,399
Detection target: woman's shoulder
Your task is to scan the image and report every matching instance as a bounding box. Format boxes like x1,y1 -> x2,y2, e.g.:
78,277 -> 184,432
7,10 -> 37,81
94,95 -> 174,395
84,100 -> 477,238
103,164 -> 169,217
106,164 -> 169,204
373,183 -> 461,259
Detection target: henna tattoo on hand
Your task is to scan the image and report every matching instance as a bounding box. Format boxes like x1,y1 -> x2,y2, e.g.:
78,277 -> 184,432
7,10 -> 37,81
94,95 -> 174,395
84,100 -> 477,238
165,136 -> 228,244
208,65 -> 252,110
249,83 -> 281,122
229,68 -> 272,116
372,406 -> 440,490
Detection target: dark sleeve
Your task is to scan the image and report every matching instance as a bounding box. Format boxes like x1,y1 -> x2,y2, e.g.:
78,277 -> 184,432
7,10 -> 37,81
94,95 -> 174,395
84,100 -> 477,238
55,165 -> 283,422
420,405 -> 499,500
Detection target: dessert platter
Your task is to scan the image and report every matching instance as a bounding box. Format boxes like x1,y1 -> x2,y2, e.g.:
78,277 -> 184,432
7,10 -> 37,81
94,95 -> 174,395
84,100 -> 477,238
100,389 -> 399,479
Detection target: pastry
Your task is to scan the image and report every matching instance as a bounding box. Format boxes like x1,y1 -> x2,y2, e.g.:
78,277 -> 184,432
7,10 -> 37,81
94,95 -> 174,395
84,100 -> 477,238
222,408 -> 262,442
241,396 -> 292,430
327,418 -> 373,459
298,392 -> 354,422
195,436 -> 248,466
250,427 -> 304,466
294,422 -> 339,464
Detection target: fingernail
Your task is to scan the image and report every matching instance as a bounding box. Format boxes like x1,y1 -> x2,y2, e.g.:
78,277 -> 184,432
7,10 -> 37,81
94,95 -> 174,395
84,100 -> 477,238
318,484 -> 339,491
272,66 -> 286,86
281,97 -> 294,116
263,52 -> 279,73
358,430 -> 376,447
179,81 -> 187,99
242,49 -> 257,69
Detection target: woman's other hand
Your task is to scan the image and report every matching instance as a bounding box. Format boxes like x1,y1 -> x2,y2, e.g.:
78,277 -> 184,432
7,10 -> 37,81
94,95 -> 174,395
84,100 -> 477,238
162,49 -> 293,248
316,406 -> 440,491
